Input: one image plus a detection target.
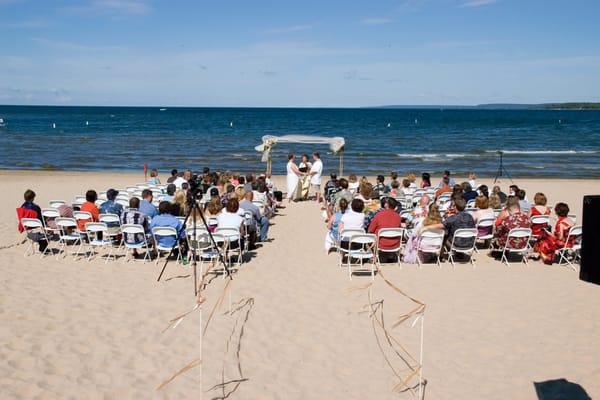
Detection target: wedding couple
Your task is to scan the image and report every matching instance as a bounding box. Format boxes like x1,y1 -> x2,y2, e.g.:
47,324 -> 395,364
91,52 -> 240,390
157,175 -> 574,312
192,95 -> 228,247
286,152 -> 323,202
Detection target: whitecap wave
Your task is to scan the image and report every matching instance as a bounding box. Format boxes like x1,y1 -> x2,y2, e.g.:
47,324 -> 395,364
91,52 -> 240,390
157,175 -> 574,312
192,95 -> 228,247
485,150 -> 597,155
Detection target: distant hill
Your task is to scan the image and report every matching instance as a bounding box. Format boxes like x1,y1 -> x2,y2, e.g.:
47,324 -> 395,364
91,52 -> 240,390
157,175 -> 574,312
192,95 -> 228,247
372,103 -> 600,110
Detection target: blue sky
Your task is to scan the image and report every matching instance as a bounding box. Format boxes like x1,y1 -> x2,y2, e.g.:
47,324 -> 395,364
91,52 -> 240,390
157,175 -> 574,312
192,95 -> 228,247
1,0 -> 600,107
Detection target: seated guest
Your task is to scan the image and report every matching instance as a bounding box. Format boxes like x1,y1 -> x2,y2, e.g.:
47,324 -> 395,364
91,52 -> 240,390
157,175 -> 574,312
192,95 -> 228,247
401,179 -> 414,196
324,173 -> 339,203
221,184 -> 235,207
423,197 -> 475,252
517,189 -> 531,214
18,189 -> 46,252
489,194 -> 502,210
509,184 -> 520,197
437,170 -> 456,188
99,188 -> 124,217
444,192 -> 463,217
387,171 -> 399,192
338,199 -> 365,249
121,197 -> 150,254
173,169 -> 191,189
78,190 -> 100,231
492,186 -> 507,204
332,178 -> 353,211
412,194 -> 430,222
167,169 -> 178,184
171,190 -> 187,217
420,172 -> 431,188
435,176 -> 452,199
162,184 -> 176,202
21,189 -> 42,220
534,202 -> 576,264
230,173 -> 240,187
216,198 -> 246,247
357,183 -> 378,213
348,174 -> 359,194
240,190 -> 269,242
149,201 -> 185,251
325,198 -> 348,252
368,197 -> 402,259
147,168 -> 161,185
402,204 -> 443,263
530,192 -> 551,237
373,175 -> 388,197
468,172 -> 477,190
493,196 -> 530,250
45,203 -> 74,230
478,184 -> 489,198
389,180 -> 400,198
471,195 -> 495,224
462,182 -> 478,202
407,173 -> 418,189
139,189 -> 158,219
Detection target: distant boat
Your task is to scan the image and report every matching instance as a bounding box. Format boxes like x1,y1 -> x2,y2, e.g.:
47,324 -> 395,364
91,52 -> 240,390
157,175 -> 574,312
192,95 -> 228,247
85,121 -> 89,126
0,117 -> 5,127
159,108 -> 167,111
52,123 -> 56,129
229,121 -> 234,127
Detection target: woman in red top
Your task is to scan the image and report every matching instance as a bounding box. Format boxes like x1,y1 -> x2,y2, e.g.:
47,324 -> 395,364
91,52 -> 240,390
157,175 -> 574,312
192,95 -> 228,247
535,202 -> 575,264
529,192 -> 551,237
78,190 -> 100,231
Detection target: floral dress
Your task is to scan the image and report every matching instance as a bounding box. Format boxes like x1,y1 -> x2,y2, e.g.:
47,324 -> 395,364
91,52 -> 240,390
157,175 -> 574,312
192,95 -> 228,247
494,211 -> 530,249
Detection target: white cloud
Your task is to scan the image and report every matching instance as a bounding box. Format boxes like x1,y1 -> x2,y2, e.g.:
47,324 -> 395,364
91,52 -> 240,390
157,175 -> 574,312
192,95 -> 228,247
31,37 -> 126,51
265,24 -> 313,34
64,0 -> 150,17
362,17 -> 392,25
460,0 -> 497,8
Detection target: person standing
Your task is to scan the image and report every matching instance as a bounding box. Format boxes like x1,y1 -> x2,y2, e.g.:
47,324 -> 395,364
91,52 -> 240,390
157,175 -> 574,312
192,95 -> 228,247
310,152 -> 323,202
286,154 -> 301,203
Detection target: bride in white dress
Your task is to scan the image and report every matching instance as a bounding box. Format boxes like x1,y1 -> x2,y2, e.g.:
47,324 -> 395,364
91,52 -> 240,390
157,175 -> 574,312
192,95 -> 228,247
286,153 -> 302,202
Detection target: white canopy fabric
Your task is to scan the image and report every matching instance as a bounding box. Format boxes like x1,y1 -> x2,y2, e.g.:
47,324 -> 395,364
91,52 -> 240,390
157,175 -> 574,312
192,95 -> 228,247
255,134 -> 346,175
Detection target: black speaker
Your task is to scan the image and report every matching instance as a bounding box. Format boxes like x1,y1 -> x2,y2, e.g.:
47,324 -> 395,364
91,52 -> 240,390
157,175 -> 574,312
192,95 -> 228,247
580,195 -> 600,285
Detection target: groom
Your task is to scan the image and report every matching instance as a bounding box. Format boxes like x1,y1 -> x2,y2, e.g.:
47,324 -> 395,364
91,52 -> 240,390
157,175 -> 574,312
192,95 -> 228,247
309,152 -> 323,202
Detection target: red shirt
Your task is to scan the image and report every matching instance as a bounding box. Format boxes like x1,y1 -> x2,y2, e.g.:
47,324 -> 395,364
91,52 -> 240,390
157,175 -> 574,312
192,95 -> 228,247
368,209 -> 402,250
78,201 -> 100,231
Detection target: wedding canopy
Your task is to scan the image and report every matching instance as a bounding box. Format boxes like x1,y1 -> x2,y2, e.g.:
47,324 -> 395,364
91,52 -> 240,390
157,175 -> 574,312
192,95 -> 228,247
254,135 -> 346,176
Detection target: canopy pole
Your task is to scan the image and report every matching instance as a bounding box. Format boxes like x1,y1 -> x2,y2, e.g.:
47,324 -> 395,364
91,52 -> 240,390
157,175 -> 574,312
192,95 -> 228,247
339,151 -> 344,177
267,151 -> 272,176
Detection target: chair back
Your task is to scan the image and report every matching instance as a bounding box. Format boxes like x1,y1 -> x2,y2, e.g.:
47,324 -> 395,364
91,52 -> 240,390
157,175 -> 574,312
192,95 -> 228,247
564,225 -> 583,249
418,229 -> 445,252
215,227 -> 241,241
568,214 -> 577,223
339,228 -> 365,241
126,186 -> 137,193
505,228 -> 532,250
21,218 -> 44,230
99,213 -> 121,225
49,200 -> 66,208
476,217 -> 495,238
376,228 -> 404,250
530,215 -> 550,226
73,211 -> 92,225
349,233 -> 377,248
450,228 -> 478,250
116,193 -> 130,201
152,226 -> 177,238
85,222 -> 107,233
121,224 -> 145,235
74,195 -> 86,203
55,217 -> 77,229
116,199 -> 130,208
466,199 -> 476,208
41,207 -> 60,219
187,230 -> 213,251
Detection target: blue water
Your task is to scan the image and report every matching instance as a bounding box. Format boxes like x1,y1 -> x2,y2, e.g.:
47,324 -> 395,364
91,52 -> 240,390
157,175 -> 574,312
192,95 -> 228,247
1,105 -> 599,177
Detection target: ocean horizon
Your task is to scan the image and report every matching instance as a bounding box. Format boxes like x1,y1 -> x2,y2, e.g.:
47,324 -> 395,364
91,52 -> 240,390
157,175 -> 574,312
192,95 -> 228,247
1,105 -> 599,178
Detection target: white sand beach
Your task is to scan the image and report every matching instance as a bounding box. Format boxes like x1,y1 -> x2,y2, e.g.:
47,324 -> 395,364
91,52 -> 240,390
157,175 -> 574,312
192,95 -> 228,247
1,170 -> 600,399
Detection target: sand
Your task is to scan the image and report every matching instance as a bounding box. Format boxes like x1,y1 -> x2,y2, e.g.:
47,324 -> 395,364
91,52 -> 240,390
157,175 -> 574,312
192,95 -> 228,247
1,170 -> 600,400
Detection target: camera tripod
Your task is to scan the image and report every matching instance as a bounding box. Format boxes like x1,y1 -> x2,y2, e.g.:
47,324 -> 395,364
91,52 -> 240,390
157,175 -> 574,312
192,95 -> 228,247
156,192 -> 232,295
493,151 -> 513,184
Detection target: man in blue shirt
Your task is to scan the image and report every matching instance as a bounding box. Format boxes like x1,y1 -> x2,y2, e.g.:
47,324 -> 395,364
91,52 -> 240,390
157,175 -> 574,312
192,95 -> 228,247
99,188 -> 124,223
139,189 -> 158,219
149,201 -> 185,249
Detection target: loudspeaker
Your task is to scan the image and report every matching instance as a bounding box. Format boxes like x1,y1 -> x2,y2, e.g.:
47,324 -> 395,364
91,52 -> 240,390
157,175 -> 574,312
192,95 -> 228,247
580,195 -> 600,285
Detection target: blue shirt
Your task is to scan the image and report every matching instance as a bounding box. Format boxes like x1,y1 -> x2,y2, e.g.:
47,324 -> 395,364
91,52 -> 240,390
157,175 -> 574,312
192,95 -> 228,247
139,199 -> 158,219
149,213 -> 184,248
99,200 -> 124,217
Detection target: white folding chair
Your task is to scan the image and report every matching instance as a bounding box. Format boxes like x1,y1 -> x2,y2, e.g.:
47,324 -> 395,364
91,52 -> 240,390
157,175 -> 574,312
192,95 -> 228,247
73,210 -> 92,253
555,225 -> 582,271
376,228 -> 404,267
500,228 -> 532,267
121,224 -> 151,262
99,213 -> 121,245
126,186 -> 137,194
530,215 -> 550,241
242,211 -> 257,251
136,183 -> 150,190
417,229 -> 445,268
447,228 -> 478,268
21,218 -> 51,257
215,227 -> 244,268
568,214 -> 577,223
475,217 -> 495,252
466,199 -> 476,209
84,222 -> 115,263
115,199 -> 130,208
186,229 -> 219,278
49,200 -> 66,208
346,233 -> 377,280
337,228 -> 365,267
152,226 -> 182,265
54,217 -> 80,259
41,207 -> 61,236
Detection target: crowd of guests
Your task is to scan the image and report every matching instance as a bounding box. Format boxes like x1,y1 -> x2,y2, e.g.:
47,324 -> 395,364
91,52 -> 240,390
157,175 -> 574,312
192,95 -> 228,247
323,170 -> 578,265
17,167 -> 279,261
